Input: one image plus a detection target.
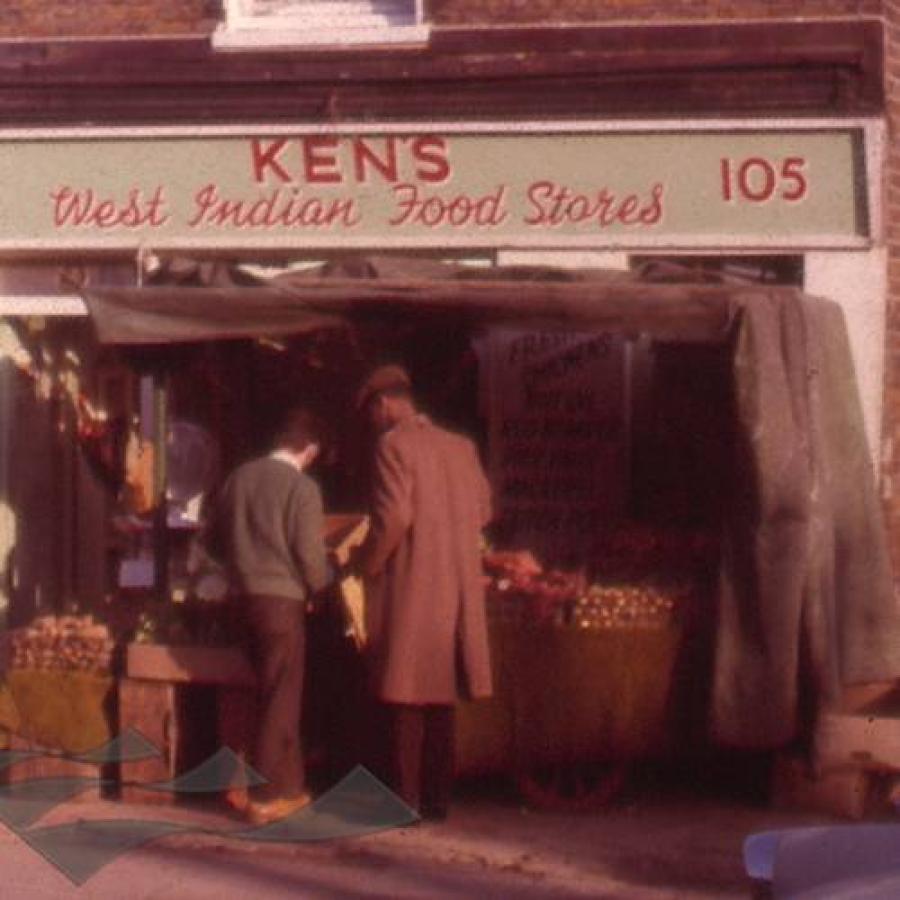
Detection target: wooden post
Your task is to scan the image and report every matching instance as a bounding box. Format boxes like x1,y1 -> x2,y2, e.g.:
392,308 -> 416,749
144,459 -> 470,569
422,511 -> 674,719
152,373 -> 169,603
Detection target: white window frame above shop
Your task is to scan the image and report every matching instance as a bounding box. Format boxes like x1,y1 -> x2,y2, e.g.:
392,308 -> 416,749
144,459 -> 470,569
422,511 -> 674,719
212,0 -> 430,51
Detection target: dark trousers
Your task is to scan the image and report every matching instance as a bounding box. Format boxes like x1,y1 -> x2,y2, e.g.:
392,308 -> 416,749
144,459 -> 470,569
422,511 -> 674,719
240,594 -> 306,801
384,703 -> 455,816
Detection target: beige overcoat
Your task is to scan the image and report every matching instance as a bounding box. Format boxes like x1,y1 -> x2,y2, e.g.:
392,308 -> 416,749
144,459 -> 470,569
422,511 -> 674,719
360,414 -> 493,705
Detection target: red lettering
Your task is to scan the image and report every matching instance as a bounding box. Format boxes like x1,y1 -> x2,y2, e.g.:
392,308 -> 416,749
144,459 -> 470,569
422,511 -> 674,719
781,157 -> 808,201
50,186 -> 170,229
721,156 -> 805,203
617,195 -> 638,224
721,158 -> 734,202
566,195 -> 591,222
250,134 -> 455,186
639,184 -> 664,225
352,137 -> 398,183
411,137 -> 451,183
524,180 -> 664,229
92,201 -> 117,228
188,183 -> 360,229
251,138 -> 292,184
389,183 -> 506,228
51,186 -> 91,226
302,137 -> 342,184
523,181 -> 555,225
738,157 -> 777,202
595,190 -> 617,227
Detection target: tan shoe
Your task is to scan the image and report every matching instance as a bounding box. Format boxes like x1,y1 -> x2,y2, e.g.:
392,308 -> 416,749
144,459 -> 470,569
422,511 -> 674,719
224,788 -> 250,814
245,792 -> 313,826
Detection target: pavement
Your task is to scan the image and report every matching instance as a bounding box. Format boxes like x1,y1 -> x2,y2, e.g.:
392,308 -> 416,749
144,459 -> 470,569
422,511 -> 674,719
0,768 -> 844,899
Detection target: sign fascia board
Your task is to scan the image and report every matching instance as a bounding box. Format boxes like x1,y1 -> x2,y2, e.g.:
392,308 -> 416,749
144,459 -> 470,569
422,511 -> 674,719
0,119 -> 877,255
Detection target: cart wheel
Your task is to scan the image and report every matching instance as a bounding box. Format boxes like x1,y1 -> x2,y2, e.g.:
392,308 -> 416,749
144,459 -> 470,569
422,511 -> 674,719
515,760 -> 631,811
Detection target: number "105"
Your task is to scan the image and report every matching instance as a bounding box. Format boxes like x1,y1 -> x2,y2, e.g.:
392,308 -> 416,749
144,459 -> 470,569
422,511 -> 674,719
720,157 -> 808,203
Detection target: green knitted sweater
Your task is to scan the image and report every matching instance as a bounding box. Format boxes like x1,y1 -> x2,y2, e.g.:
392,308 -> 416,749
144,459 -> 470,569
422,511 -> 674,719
214,456 -> 332,601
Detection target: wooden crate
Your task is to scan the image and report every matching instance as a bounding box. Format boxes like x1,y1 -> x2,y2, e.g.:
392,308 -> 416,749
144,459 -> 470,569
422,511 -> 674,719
119,646 -> 257,806
817,711 -> 900,773
117,678 -> 180,805
772,701 -> 900,820
0,733 -> 103,800
771,752 -> 871,820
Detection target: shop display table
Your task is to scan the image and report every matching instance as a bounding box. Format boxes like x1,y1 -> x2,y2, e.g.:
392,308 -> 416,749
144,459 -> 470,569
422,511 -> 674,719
120,618 -> 686,809
118,643 -> 255,804
456,619 -> 685,809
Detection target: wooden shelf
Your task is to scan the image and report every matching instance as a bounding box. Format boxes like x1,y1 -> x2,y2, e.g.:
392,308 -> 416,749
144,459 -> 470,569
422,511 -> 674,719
126,642 -> 255,687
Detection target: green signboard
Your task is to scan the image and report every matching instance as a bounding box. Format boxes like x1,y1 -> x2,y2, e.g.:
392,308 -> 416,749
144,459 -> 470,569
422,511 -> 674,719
0,127 -> 869,252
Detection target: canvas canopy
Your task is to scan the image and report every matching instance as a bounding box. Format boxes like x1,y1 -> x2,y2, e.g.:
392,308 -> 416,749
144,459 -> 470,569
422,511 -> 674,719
81,255 -> 900,750
84,256 -> 735,346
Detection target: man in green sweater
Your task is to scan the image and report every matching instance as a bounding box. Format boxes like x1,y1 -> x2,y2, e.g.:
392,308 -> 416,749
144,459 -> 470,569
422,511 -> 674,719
213,407 -> 333,825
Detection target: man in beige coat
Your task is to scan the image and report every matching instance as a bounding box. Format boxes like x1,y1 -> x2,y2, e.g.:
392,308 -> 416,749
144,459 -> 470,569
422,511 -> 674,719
354,365 -> 493,820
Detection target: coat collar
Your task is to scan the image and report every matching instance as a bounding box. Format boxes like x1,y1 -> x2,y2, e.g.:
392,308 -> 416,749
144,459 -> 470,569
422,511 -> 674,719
389,412 -> 430,434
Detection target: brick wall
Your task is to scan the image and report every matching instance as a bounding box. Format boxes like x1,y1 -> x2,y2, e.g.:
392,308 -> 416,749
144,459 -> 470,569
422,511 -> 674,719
883,1 -> 900,577
0,0 -> 219,37
0,0 -> 884,38
429,0 -> 882,24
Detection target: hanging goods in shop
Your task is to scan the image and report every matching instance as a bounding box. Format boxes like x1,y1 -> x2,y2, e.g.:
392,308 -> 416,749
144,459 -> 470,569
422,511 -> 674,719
165,420 -> 220,528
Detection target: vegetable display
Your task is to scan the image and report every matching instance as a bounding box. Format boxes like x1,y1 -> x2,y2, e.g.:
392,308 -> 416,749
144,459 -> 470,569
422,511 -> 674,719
7,615 -> 115,673
483,525 -> 715,629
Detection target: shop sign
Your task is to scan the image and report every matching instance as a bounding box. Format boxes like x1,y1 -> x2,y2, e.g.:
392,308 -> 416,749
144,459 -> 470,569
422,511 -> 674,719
479,329 -> 628,564
0,126 -> 869,252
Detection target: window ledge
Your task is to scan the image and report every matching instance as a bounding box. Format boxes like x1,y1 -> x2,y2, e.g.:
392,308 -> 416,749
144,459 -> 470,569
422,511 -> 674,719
212,23 -> 431,51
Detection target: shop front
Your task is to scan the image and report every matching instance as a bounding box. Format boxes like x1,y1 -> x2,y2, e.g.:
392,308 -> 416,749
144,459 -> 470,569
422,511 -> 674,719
0,115 -> 894,807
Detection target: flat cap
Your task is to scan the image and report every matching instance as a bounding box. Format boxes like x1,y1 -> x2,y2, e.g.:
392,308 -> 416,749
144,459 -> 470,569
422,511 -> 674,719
355,364 -> 412,410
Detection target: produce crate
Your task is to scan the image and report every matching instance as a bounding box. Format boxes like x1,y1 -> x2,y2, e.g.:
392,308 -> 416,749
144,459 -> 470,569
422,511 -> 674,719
119,645 -> 256,805
456,618 -> 685,805
0,670 -> 114,798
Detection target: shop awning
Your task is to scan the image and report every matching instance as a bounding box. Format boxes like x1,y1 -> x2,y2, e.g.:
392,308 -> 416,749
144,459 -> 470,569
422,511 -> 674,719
79,255 -> 900,751
82,257 -> 739,346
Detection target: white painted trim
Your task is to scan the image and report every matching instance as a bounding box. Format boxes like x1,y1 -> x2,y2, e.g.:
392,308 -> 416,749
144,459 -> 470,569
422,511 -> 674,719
0,235 -> 870,254
497,251 -> 631,270
214,0 -> 428,50
0,296 -> 87,316
805,248 -> 886,472
865,118 -> 887,245
212,25 -> 430,50
0,117 -> 877,140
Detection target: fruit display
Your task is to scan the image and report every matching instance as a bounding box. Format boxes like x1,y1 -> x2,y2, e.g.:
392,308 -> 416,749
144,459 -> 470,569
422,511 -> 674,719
483,523 -> 712,629
572,582 -> 692,631
488,569 -> 584,625
6,615 -> 115,674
